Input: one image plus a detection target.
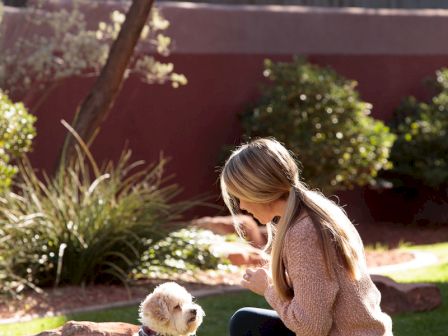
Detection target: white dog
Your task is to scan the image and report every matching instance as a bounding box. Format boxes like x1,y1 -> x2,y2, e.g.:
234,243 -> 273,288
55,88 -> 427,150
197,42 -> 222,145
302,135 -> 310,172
137,282 -> 205,336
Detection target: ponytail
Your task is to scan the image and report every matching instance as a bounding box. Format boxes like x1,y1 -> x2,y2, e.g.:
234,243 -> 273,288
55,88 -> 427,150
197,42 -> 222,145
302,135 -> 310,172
268,183 -> 362,300
267,187 -> 299,299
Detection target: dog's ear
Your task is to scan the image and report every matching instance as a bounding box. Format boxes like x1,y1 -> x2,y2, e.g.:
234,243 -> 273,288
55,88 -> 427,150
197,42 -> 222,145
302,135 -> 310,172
145,294 -> 170,323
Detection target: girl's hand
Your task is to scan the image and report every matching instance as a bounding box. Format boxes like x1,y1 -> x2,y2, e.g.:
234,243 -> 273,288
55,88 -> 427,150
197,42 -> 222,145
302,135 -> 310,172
241,267 -> 271,296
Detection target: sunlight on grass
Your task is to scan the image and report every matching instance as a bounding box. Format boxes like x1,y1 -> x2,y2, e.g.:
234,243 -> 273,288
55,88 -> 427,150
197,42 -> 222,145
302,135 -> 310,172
0,306 -> 139,336
399,242 -> 448,260
0,316 -> 68,336
387,262 -> 448,283
386,242 -> 448,283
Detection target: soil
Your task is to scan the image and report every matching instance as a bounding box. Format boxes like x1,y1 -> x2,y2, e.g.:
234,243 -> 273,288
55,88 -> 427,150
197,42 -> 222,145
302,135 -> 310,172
365,249 -> 414,267
0,269 -> 246,322
0,221 -> 445,322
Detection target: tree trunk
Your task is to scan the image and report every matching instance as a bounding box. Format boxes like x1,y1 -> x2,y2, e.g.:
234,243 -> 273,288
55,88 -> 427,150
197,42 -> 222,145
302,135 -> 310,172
57,0 -> 155,171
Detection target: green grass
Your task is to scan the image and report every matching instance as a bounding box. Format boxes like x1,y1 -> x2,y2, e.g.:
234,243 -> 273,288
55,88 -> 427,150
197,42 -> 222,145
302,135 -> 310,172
1,243 -> 447,336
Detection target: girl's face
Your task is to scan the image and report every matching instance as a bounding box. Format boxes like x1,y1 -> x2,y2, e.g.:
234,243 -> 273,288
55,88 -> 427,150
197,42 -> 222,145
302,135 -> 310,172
238,199 -> 276,225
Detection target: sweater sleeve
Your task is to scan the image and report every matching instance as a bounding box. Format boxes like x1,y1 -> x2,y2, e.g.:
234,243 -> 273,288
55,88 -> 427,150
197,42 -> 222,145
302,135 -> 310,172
264,217 -> 340,336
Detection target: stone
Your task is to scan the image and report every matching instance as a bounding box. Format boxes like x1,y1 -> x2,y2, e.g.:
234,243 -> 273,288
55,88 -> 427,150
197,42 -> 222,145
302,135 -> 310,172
371,274 -> 442,315
190,215 -> 266,248
34,321 -> 139,336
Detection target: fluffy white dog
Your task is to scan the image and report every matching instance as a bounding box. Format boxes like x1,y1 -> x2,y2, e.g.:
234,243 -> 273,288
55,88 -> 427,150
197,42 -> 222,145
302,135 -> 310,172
137,282 -> 205,336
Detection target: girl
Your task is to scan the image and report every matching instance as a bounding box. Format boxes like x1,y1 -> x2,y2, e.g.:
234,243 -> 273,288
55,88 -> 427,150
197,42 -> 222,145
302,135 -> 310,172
219,137 -> 393,336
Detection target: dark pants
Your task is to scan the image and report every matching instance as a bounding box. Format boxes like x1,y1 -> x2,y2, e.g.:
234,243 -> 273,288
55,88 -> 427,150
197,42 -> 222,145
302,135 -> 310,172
229,307 -> 295,336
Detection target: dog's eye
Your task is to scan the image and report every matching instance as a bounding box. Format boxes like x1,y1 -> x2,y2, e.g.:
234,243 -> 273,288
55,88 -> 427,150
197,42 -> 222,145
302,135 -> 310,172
174,304 -> 181,310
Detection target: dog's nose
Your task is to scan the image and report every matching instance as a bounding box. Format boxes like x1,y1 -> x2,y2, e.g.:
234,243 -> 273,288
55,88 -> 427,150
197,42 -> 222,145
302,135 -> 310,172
189,308 -> 197,316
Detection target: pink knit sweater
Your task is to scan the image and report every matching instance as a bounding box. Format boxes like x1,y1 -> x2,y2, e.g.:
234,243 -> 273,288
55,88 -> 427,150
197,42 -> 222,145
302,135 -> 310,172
264,214 -> 393,336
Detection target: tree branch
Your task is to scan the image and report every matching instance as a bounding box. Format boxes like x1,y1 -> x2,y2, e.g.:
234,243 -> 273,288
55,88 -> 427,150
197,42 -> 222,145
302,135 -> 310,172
57,0 -> 155,171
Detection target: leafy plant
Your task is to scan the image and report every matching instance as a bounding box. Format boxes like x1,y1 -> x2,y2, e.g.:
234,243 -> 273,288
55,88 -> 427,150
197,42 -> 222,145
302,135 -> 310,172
134,227 -> 230,278
388,68 -> 448,189
0,0 -> 186,111
239,57 -> 395,192
0,122 -> 203,296
0,90 -> 36,191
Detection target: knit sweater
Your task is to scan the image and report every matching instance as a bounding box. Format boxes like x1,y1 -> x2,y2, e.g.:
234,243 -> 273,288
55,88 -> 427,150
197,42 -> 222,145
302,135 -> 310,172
264,213 -> 393,336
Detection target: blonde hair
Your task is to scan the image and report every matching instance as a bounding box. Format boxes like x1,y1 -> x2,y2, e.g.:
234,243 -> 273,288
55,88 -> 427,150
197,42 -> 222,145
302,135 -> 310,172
219,137 -> 363,300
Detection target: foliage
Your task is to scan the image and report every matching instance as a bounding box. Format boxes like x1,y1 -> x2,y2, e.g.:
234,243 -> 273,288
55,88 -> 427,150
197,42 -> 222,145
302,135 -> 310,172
0,127 -> 201,296
387,68 -> 448,189
0,0 -> 186,109
134,228 -> 230,278
240,57 -> 395,192
0,90 -> 36,191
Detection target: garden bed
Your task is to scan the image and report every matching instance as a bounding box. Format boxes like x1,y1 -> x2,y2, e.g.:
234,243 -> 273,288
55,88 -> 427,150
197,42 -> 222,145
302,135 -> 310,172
0,249 -> 413,322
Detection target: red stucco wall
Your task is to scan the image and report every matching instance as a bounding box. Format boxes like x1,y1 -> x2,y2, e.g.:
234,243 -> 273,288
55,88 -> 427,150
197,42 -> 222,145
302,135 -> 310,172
3,3 -> 448,222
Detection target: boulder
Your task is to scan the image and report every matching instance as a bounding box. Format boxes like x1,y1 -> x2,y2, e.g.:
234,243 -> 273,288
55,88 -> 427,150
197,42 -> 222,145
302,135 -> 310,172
190,215 -> 266,248
371,274 -> 442,315
34,321 -> 139,336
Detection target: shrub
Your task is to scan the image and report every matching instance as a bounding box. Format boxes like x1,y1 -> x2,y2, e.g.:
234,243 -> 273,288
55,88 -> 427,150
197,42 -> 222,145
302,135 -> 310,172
388,68 -> 448,189
0,90 -> 36,191
134,227 -> 230,279
240,57 -> 395,192
0,128 -> 203,295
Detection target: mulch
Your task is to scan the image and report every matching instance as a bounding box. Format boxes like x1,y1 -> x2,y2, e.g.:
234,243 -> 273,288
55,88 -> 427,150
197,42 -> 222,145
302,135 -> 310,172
0,268 -> 245,322
0,221 -> 445,322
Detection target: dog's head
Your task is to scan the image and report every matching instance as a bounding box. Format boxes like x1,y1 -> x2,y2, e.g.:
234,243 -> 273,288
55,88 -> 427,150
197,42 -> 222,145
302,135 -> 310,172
139,282 -> 205,336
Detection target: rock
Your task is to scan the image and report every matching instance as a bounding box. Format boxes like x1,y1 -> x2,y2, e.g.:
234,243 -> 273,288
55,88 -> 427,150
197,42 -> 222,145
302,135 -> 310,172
34,321 -> 139,336
190,215 -> 266,248
371,274 -> 442,315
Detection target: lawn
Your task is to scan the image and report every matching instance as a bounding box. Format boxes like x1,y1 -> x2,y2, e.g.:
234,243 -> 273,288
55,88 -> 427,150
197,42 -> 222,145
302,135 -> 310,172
1,242 -> 447,336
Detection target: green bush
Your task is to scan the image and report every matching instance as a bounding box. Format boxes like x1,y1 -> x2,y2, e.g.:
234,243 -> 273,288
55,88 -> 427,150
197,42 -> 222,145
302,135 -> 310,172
134,227 -> 230,278
388,68 -> 448,189
240,57 -> 395,192
0,91 -> 36,191
0,138 -> 203,296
